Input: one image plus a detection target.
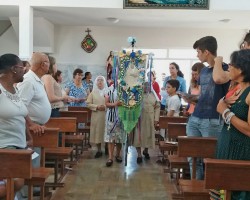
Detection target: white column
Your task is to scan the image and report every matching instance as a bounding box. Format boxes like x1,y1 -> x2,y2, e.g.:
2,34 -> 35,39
19,2 -> 33,60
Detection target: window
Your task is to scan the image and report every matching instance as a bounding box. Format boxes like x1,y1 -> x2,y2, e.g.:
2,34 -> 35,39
123,47 -> 201,93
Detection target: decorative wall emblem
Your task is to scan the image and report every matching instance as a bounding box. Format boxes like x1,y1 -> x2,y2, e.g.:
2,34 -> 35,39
81,28 -> 97,53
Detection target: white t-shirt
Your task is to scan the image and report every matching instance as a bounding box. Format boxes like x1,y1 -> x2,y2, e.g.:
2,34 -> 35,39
0,84 -> 28,148
167,94 -> 181,117
17,70 -> 51,125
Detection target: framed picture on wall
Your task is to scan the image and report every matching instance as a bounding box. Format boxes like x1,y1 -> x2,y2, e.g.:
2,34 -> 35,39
124,0 -> 209,9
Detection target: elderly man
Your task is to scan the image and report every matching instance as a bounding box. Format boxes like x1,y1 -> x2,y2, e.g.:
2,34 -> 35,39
17,52 -> 51,199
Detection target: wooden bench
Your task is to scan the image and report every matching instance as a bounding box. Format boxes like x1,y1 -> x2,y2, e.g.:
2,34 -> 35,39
0,149 -> 32,200
60,111 -> 90,151
67,108 -> 92,147
25,128 -> 60,200
45,117 -> 76,188
158,117 -> 187,163
68,106 -> 92,123
164,123 -> 189,183
174,136 -> 217,200
204,158 -> 250,200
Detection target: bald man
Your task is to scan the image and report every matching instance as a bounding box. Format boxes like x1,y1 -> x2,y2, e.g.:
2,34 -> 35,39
17,52 -> 51,199
18,52 -> 51,128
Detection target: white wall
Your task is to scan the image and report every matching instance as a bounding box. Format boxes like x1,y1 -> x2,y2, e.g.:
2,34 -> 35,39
53,25 -> 246,65
0,26 -> 18,55
1,25 -> 246,64
0,25 -> 247,84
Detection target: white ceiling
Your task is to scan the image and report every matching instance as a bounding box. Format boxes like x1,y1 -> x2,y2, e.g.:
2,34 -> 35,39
0,4 -> 250,29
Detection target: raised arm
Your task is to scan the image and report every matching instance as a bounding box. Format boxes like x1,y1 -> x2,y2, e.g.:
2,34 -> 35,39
213,56 -> 230,84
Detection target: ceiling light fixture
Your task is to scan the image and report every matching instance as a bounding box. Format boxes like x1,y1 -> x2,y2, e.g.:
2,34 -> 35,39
106,17 -> 119,24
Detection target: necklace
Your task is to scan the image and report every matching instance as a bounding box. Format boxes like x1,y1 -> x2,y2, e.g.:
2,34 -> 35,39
2,88 -> 21,103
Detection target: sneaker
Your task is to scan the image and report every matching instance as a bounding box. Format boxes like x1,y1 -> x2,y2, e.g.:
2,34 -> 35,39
143,150 -> 150,160
95,151 -> 103,158
137,156 -> 143,164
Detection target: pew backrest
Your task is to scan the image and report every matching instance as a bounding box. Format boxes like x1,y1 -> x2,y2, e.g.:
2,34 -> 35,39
159,116 -> 188,129
0,149 -> 32,178
46,117 -> 77,133
205,158 -> 250,191
68,106 -> 92,120
178,136 -> 217,158
31,128 -> 60,166
59,111 -> 88,124
167,123 -> 186,140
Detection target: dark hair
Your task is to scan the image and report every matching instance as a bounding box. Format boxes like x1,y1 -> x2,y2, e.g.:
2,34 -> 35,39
82,71 -> 91,80
244,32 -> 250,45
193,36 -> 217,56
73,68 -> 83,78
170,62 -> 184,78
22,60 -> 29,67
167,79 -> 180,91
191,62 -> 205,89
53,70 -> 62,82
47,56 -> 56,75
191,62 -> 205,74
0,53 -> 21,73
230,49 -> 250,82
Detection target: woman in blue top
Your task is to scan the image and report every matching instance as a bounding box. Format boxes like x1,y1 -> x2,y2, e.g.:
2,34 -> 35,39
163,62 -> 186,92
162,62 -> 186,110
65,68 -> 88,107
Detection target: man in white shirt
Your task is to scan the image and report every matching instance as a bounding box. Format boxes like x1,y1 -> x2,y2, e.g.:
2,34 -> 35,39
17,52 -> 51,199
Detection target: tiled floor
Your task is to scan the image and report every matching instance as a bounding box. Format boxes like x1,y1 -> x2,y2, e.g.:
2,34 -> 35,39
50,146 -> 175,200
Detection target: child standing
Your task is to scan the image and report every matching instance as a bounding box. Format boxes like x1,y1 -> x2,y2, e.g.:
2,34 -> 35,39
166,79 -> 181,117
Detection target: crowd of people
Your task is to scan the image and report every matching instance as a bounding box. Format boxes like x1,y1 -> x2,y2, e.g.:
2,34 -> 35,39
1,32 -> 250,199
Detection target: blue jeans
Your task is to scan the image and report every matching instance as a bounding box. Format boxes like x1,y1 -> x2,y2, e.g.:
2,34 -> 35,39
186,116 -> 223,180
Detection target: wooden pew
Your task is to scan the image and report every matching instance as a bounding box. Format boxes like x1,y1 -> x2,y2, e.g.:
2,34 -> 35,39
0,149 -> 32,200
45,117 -> 76,147
159,116 -> 188,130
174,136 -> 217,200
45,117 -> 76,188
204,158 -> 250,200
60,111 -> 90,151
64,109 -> 91,146
164,123 -> 189,183
158,117 -> 188,162
68,106 -> 92,123
25,128 -> 59,200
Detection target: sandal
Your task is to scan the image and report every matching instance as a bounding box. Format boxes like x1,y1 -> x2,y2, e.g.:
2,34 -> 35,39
106,159 -> 113,167
115,156 -> 122,163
